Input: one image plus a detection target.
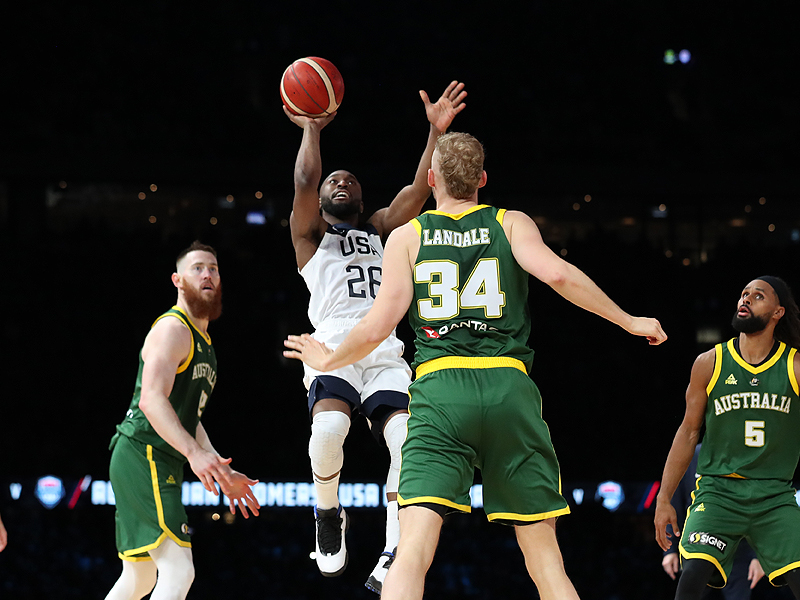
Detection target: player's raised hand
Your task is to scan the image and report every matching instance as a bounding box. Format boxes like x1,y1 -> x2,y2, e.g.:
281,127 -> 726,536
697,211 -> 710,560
628,316 -> 668,345
654,498 -> 680,552
283,106 -> 336,130
421,80 -> 467,133
223,471 -> 261,519
284,333 -> 335,372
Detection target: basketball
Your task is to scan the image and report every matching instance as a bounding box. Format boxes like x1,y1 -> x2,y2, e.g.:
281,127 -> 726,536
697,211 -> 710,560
280,57 -> 344,117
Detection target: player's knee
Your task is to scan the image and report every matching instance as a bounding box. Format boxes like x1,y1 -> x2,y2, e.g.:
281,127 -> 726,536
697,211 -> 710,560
309,411 -> 351,475
383,412 -> 408,466
675,559 -> 716,600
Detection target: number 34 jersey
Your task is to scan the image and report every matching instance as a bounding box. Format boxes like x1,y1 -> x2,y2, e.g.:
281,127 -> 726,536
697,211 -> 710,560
699,338 -> 800,481
301,223 -> 384,329
408,205 -> 534,372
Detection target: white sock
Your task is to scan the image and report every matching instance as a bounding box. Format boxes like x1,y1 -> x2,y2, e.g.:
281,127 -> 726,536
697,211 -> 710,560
309,410 -> 351,510
148,538 -> 195,600
104,559 -> 157,600
383,412 -> 408,552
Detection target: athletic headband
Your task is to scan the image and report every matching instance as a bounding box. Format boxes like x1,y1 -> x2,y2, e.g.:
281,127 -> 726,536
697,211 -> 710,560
756,275 -> 791,307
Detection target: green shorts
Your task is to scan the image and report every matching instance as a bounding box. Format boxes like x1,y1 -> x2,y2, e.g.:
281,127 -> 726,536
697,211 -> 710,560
109,433 -> 192,561
399,361 -> 569,523
680,475 -> 800,587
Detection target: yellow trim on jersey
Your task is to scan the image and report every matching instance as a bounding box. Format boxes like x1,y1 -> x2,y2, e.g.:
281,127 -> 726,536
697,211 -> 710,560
122,445 -> 192,557
770,560 -> 800,584
410,218 -> 422,236
727,338 -> 786,374
397,493 -> 472,513
151,307 -> 213,374
152,311 -> 194,373
722,472 -> 747,479
423,204 -> 491,220
416,356 -> 527,379
495,208 -> 507,226
679,546 -> 726,588
119,551 -> 156,562
788,348 -> 799,396
172,305 -> 212,345
707,344 -> 723,396
487,506 -> 570,522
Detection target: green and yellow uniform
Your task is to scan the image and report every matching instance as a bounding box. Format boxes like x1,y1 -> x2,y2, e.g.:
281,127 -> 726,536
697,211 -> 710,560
399,205 -> 569,523
109,306 -> 217,561
680,339 -> 800,587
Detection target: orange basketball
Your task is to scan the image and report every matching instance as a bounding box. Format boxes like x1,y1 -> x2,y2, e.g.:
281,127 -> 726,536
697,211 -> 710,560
280,57 -> 344,117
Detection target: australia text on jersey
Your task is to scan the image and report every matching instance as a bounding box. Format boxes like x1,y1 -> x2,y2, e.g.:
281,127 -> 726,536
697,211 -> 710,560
712,392 -> 792,416
192,363 -> 217,390
422,228 -> 491,248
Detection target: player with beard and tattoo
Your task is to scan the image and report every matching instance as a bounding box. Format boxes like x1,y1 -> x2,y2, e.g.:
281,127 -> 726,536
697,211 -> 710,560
656,277 -> 800,600
284,80 -> 466,593
104,241 -> 260,600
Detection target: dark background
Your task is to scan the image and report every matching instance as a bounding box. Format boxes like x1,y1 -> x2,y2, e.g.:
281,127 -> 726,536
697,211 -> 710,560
1,1 -> 799,598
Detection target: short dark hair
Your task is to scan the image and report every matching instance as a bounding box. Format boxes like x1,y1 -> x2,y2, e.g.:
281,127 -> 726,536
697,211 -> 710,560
176,241 -> 217,267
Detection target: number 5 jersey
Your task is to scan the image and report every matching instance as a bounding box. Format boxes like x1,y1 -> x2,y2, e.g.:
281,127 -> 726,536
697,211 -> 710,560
700,338 -> 800,480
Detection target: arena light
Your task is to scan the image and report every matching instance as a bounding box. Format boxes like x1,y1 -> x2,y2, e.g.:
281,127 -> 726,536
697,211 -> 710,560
663,49 -> 676,64
678,49 -> 691,64
246,211 -> 267,225
36,476 -> 65,509
595,481 -> 625,511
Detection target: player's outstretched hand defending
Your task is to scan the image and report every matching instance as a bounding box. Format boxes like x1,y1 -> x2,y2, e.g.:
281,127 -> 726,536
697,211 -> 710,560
223,471 -> 261,519
284,333 -> 334,372
654,497 -> 680,552
421,80 -> 467,133
628,317 -> 668,345
188,448 -> 235,496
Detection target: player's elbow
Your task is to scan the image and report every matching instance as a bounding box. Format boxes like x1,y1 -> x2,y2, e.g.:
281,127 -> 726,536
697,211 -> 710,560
539,263 -> 569,289
138,390 -> 159,419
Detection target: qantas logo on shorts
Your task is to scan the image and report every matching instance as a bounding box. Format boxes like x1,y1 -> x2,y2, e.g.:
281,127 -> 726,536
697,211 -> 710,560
688,531 -> 727,552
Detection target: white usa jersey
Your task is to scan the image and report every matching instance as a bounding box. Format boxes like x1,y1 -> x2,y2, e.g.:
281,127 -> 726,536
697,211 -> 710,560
300,223 -> 383,329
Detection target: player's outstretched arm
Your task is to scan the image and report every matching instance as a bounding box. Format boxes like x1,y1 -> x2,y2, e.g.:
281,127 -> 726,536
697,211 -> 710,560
372,81 -> 467,238
285,108 -> 336,268
285,222 -> 418,370
654,350 -> 713,551
139,318 -> 230,495
503,210 -> 667,344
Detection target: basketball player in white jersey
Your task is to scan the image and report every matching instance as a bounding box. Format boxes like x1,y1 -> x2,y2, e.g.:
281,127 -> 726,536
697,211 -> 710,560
284,80 -> 466,594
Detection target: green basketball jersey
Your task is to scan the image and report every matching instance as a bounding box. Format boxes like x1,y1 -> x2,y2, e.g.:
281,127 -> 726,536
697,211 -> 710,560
408,205 -> 534,371
114,306 -> 217,462
699,338 -> 800,480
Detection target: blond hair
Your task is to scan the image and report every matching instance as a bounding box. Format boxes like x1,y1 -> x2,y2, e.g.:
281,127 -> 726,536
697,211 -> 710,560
435,132 -> 485,199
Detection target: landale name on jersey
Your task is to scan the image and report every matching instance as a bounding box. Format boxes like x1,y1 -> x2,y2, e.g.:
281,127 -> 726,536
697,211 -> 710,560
712,391 -> 792,416
422,228 -> 490,248
422,319 -> 499,339
192,363 -> 217,389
